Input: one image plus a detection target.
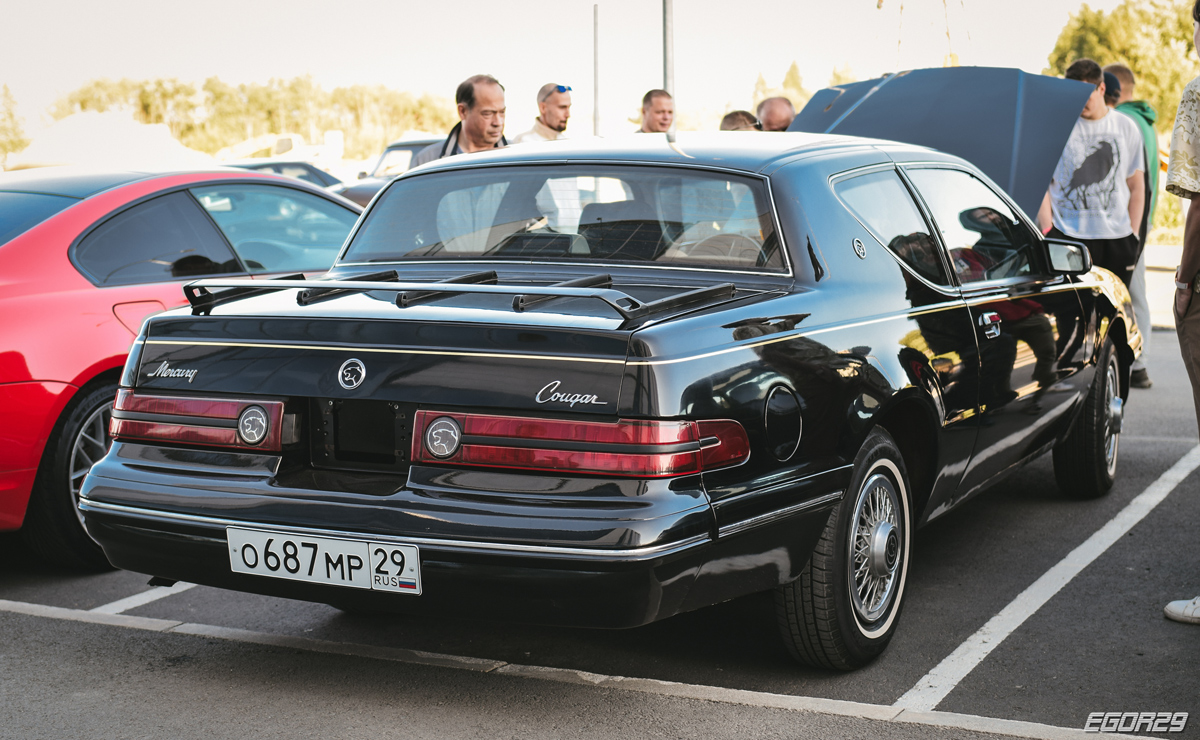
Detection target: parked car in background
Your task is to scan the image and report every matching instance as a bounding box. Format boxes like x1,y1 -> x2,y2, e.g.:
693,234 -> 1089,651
328,137 -> 441,207
226,160 -> 342,188
0,167 -> 361,570
82,133 -> 1137,669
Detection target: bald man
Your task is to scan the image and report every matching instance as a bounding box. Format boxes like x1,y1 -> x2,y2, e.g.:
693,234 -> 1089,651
756,97 -> 795,132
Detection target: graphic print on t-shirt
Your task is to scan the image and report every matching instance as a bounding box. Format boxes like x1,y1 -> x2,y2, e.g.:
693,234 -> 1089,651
1060,135 -> 1122,212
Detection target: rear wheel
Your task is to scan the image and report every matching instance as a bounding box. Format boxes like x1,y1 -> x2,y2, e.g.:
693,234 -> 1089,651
1053,337 -> 1121,499
21,382 -> 117,571
775,428 -> 912,670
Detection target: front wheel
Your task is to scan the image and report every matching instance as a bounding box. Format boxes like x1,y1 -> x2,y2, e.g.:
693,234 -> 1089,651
21,382 -> 117,570
775,428 -> 913,670
1053,337 -> 1121,499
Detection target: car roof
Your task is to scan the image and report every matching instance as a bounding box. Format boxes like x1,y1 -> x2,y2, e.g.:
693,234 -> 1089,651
385,137 -> 442,150
407,131 -> 918,175
0,167 -> 156,199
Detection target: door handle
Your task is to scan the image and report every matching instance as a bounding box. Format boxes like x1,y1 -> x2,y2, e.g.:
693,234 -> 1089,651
977,311 -> 1002,340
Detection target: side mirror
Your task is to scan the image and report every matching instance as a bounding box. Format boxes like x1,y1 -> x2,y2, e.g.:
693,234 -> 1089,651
357,171 -> 368,180
1045,238 -> 1092,275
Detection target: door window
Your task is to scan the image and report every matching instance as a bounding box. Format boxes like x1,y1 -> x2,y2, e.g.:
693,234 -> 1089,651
192,184 -> 358,273
73,192 -> 241,285
834,169 -> 948,285
905,168 -> 1041,285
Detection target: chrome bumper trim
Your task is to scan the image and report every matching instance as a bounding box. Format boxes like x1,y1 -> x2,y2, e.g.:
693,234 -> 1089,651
80,497 -> 710,561
717,490 -> 844,539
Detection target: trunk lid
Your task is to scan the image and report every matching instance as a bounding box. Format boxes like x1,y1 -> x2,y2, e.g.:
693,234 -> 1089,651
136,288 -> 633,416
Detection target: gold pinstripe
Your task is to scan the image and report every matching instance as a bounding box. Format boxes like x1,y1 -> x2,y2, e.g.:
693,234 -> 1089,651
147,283 -> 1082,370
143,340 -> 625,365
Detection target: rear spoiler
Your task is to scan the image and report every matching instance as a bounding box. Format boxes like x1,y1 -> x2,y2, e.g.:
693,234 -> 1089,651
183,271 -> 737,323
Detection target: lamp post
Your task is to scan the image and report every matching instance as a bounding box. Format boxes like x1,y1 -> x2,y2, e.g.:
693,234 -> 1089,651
594,4 -> 600,136
663,0 -> 674,95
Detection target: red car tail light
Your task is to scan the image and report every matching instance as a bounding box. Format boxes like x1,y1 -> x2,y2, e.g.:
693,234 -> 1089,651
411,410 -> 749,478
110,389 -> 286,451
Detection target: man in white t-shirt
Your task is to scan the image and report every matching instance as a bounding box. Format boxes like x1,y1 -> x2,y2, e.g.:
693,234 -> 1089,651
1038,58 -> 1146,287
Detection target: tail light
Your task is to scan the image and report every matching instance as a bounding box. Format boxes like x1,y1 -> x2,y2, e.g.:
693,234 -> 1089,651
411,410 -> 749,478
110,390 -> 290,452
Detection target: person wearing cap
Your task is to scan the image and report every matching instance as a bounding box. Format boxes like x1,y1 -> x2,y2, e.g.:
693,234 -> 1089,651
512,84 -> 572,144
1037,58 -> 1145,289
1106,63 -> 1160,389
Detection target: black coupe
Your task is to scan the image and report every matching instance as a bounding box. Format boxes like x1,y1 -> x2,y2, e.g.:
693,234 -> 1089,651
80,131 -> 1139,670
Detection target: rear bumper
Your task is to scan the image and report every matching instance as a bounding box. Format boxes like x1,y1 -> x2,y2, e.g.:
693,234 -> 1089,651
82,497 -> 709,628
80,442 -> 842,628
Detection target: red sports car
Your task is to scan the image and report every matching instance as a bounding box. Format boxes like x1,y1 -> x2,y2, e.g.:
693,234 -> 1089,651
0,167 -> 361,569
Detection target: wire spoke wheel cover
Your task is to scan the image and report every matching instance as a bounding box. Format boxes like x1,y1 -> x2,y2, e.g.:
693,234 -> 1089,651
774,428 -> 912,669
1052,336 -> 1121,499
849,471 -> 902,628
1102,353 -> 1120,477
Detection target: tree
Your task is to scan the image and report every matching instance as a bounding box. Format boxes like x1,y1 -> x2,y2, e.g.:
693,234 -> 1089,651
829,64 -> 858,87
49,76 -> 456,161
752,62 -> 812,112
0,85 -> 29,168
1045,0 -> 1199,134
781,62 -> 811,106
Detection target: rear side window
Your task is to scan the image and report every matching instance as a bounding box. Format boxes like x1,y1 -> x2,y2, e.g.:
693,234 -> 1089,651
905,168 -> 1040,284
834,170 -> 949,286
192,184 -> 358,273
0,191 -> 77,247
73,192 -> 241,286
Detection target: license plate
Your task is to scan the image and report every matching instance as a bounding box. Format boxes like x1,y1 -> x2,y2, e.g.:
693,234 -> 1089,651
227,527 -> 421,594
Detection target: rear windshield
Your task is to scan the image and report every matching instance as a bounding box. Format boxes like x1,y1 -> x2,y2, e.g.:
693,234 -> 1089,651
340,165 -> 785,272
0,191 -> 77,246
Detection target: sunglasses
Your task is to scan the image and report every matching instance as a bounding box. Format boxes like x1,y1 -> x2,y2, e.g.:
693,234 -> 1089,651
554,85 -> 572,93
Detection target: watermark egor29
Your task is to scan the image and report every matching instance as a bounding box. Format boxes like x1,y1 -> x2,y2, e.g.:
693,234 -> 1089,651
1085,712 -> 1188,733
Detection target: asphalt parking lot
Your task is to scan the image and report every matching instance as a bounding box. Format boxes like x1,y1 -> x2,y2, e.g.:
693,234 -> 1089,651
2,329 -> 1198,740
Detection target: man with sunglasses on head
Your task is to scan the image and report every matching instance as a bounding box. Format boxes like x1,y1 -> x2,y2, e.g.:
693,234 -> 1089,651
513,83 -> 572,144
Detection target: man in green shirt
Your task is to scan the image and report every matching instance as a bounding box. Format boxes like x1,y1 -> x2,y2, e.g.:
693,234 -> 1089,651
1106,63 -> 1159,388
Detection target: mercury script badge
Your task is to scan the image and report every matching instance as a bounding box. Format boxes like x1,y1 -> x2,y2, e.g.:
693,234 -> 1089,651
145,361 -> 198,383
338,358 -> 366,390
237,406 -> 269,445
424,416 -> 462,458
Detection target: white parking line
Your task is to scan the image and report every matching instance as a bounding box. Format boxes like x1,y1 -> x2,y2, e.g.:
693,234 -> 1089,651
894,444 -> 1200,713
89,582 -> 196,615
0,597 -> 1111,740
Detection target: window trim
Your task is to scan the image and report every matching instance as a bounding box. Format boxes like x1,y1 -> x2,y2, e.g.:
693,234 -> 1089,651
69,190 -> 244,287
337,161 -> 795,279
68,178 -> 360,287
188,181 -> 359,275
829,163 -> 959,296
899,163 -> 1055,290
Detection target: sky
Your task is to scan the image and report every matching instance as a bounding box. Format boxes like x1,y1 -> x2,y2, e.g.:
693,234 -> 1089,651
1,0 -> 1125,143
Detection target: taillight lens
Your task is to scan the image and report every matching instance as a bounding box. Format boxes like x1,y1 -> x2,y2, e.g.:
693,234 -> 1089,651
110,389 -> 285,451
411,410 -> 749,478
